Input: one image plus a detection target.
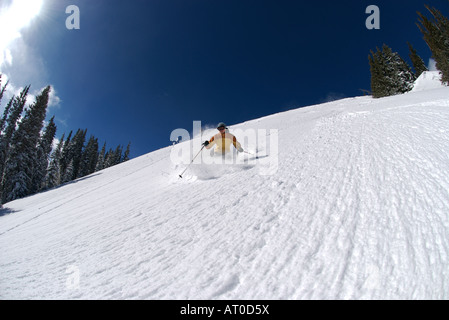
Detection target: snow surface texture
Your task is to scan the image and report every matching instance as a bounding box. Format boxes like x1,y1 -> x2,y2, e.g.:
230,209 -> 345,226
1,84 -> 449,299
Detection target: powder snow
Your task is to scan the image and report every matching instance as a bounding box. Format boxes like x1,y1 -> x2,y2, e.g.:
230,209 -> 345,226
1,80 -> 448,299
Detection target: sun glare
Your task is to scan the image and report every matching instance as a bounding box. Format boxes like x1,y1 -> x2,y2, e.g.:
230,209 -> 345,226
0,0 -> 44,66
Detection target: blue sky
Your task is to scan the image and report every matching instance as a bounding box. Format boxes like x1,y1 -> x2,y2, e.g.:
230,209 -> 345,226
1,0 -> 448,158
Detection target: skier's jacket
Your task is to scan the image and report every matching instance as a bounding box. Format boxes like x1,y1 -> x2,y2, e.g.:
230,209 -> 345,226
206,131 -> 242,154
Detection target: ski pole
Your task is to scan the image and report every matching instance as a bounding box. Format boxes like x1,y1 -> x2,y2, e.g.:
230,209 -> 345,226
179,145 -> 205,178
242,150 -> 258,159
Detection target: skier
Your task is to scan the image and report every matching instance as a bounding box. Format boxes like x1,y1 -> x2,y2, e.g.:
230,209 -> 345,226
203,122 -> 243,156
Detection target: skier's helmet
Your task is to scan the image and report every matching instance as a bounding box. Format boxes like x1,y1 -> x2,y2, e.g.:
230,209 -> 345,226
217,122 -> 226,129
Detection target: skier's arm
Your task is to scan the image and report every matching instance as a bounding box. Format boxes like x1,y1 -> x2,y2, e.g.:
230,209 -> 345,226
233,136 -> 243,152
205,136 -> 215,149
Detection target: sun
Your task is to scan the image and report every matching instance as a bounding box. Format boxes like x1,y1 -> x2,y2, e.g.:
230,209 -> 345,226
0,0 -> 44,66
1,0 -> 44,30
19,0 -> 44,21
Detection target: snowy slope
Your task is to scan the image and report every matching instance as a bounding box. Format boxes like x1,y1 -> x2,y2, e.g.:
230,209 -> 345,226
412,71 -> 445,92
1,86 -> 449,300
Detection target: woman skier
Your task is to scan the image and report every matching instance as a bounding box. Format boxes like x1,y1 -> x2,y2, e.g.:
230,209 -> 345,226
203,122 -> 243,156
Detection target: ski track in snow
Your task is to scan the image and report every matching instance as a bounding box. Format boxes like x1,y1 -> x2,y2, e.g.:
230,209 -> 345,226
1,88 -> 449,299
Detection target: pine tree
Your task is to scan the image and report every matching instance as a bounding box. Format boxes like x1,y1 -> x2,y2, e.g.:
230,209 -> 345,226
1,86 -> 51,203
59,130 -> 73,180
115,145 -> 123,164
0,86 -> 30,196
112,145 -> 123,166
62,159 -> 74,184
32,116 -> 57,193
0,75 -> 9,109
0,87 -> 30,154
80,135 -> 99,177
407,42 -> 428,78
70,129 -> 87,180
0,98 -> 13,134
369,47 -> 396,98
104,148 -> 117,169
44,134 -> 64,190
369,49 -> 387,98
95,142 -> 106,172
99,143 -> 131,169
86,136 -> 99,174
123,142 -> 131,162
0,78 -> 133,202
368,45 -> 415,98
390,48 -> 416,94
58,129 -> 88,181
417,5 -> 449,84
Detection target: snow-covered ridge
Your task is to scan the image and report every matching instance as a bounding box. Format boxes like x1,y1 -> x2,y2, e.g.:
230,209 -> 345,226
411,70 -> 445,92
1,84 -> 449,299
